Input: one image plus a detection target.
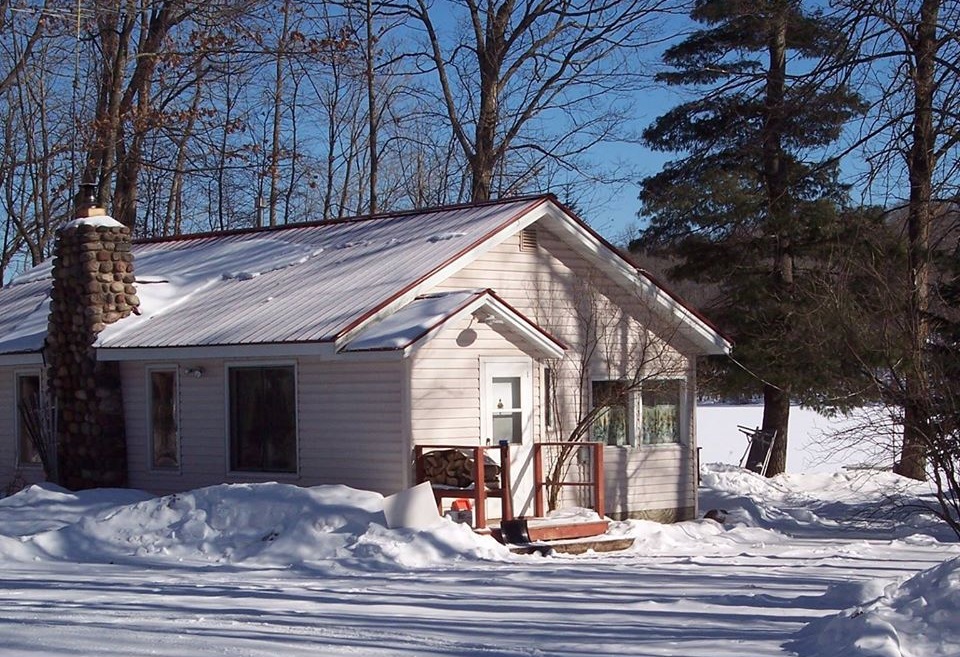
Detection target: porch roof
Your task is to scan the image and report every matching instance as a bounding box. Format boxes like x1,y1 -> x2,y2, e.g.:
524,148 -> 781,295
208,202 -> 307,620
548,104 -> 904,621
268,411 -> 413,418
341,289 -> 566,359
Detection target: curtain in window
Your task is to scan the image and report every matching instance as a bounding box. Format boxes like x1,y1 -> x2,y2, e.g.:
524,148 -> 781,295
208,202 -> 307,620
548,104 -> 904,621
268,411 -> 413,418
16,374 -> 41,465
592,380 -> 629,446
150,370 -> 178,468
642,380 -> 681,445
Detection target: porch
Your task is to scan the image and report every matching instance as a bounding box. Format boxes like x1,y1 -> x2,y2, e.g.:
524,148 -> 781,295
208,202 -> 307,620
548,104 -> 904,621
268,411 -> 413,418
414,442 -> 624,550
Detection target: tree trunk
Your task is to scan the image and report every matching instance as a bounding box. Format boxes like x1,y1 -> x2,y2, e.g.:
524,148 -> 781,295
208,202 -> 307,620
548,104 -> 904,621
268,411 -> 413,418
895,0 -> 938,481
470,2 -> 507,203
112,137 -> 140,229
267,0 -> 292,227
365,0 -> 378,214
748,7 -> 792,479
746,383 -> 790,476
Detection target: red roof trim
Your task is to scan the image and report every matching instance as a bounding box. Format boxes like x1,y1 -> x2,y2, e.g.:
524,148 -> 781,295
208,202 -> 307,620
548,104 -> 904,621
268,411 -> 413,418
546,198 -> 733,347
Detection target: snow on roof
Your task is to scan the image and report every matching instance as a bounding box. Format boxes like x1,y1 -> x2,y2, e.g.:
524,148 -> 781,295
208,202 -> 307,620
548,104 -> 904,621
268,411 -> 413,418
94,198 -> 546,350
0,279 -> 51,354
0,195 -> 728,357
341,289 -> 566,357
342,290 -> 483,351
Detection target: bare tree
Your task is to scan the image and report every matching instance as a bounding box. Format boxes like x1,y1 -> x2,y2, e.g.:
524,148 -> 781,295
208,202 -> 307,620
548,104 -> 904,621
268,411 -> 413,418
536,272 -> 688,512
820,203 -> 960,537
0,0 -> 48,96
401,0 -> 673,202
836,0 -> 960,480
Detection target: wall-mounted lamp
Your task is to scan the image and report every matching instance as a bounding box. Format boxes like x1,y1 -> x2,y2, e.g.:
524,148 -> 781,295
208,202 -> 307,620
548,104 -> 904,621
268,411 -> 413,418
475,311 -> 504,326
185,367 -> 204,379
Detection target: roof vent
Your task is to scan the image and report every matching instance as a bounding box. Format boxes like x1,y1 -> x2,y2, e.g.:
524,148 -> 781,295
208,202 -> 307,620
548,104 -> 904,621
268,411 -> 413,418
520,227 -> 538,251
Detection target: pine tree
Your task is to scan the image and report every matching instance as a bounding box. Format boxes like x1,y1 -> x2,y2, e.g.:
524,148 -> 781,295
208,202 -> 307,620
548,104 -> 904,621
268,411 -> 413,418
635,0 -> 865,476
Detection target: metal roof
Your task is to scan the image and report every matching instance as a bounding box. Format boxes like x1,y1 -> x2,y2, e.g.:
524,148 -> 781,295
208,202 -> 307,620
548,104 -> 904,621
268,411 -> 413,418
0,278 -> 49,354
0,195 -> 731,358
0,198 -> 546,354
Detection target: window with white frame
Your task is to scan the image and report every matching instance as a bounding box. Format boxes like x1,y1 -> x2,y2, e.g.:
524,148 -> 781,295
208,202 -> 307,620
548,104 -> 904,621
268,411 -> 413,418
229,365 -> 297,473
591,380 -> 631,446
543,367 -> 553,429
148,367 -> 179,469
641,379 -> 683,445
15,372 -> 41,466
591,378 -> 684,447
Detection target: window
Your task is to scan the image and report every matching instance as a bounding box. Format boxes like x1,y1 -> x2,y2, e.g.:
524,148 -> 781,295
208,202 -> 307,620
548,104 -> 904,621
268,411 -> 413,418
229,365 -> 297,473
491,375 -> 523,444
16,373 -> 41,466
641,379 -> 683,445
591,378 -> 685,447
591,380 -> 630,446
148,368 -> 179,469
543,367 -> 553,428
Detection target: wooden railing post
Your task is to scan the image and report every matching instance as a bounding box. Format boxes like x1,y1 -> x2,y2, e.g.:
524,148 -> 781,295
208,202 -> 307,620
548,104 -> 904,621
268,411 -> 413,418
499,443 -> 513,521
533,443 -> 544,517
474,446 -> 488,529
414,445 -> 425,485
592,442 -> 605,518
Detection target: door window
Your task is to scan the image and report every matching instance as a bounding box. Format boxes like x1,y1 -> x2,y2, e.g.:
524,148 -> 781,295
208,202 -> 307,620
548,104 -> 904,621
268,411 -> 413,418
491,375 -> 523,444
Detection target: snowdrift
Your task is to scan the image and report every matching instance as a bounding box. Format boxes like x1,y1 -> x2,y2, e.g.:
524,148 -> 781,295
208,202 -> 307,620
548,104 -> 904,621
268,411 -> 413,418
2,465 -> 957,657
791,557 -> 960,657
0,481 -> 513,570
699,463 -> 951,540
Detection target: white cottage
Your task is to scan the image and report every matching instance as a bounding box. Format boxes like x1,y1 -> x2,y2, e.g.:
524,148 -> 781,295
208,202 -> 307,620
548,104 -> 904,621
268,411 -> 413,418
0,195 -> 730,522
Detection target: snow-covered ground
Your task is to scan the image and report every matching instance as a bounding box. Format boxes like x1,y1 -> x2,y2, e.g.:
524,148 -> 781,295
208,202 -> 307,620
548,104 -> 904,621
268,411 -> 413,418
2,459 -> 957,656
0,405 -> 951,656
697,404 -> 899,473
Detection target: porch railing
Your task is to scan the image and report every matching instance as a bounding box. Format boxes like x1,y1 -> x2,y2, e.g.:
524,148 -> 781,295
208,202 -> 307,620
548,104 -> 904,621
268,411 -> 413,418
532,442 -> 605,518
413,444 -> 514,529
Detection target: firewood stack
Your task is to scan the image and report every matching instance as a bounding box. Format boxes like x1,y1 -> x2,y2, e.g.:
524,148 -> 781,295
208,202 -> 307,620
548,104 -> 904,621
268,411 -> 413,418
421,449 -> 501,489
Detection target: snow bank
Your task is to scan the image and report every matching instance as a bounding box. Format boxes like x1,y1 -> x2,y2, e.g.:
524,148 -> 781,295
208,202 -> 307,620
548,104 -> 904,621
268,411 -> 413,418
607,516 -> 787,555
699,463 -> 947,539
0,482 -> 153,535
791,557 -> 960,657
0,482 -> 512,570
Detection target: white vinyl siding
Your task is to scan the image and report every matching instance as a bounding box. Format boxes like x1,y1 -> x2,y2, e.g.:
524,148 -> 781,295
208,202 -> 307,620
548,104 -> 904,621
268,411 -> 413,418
123,357 -> 405,496
435,223 -> 698,519
410,317 -> 540,448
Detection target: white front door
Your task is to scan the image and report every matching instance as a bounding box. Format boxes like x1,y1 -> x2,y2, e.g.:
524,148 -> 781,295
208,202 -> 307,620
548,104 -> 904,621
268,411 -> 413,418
480,358 -> 535,517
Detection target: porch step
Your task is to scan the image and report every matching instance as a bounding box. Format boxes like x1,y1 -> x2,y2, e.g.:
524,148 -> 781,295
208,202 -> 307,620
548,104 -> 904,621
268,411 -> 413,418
507,536 -> 636,555
491,518 -> 633,554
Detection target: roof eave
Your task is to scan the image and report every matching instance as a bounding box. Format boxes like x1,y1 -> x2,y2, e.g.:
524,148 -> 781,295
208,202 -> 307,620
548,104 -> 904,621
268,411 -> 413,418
537,203 -> 732,356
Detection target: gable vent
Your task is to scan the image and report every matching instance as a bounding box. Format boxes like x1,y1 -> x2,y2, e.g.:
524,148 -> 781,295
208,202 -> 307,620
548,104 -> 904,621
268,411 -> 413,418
519,227 -> 538,251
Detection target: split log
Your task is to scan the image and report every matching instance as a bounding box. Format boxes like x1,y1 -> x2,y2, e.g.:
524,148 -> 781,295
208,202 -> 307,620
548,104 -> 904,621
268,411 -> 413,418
420,448 -> 501,489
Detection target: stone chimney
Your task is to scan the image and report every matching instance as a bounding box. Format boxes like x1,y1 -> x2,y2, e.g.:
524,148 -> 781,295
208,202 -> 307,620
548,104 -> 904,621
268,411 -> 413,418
45,185 -> 140,489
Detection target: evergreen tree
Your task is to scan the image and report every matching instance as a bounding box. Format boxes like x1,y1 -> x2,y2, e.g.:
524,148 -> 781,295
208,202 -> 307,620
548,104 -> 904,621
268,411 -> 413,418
634,0 -> 865,475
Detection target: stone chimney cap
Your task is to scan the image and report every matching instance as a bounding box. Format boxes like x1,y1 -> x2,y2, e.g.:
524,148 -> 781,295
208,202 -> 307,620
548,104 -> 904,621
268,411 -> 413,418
63,215 -> 125,230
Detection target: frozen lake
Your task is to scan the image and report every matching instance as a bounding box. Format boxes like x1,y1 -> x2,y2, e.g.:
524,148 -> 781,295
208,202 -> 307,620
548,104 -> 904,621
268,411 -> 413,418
696,404 -> 899,473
